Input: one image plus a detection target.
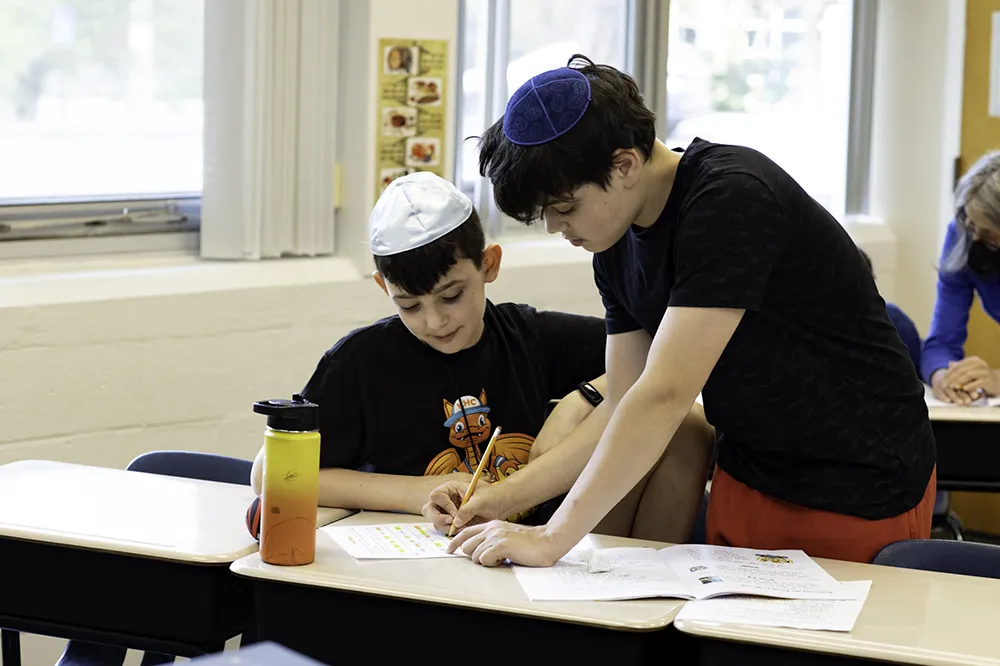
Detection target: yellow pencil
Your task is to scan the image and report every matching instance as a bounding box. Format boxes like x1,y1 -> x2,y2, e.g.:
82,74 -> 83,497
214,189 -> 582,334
448,426 -> 501,538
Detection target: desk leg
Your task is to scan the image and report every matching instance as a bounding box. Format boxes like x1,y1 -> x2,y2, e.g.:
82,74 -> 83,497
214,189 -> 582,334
139,652 -> 177,666
2,629 -> 21,666
239,625 -> 259,648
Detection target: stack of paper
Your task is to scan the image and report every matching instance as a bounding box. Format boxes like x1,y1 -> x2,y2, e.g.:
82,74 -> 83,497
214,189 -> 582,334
322,523 -> 459,559
926,394 -> 1000,407
512,544 -> 871,632
674,580 -> 871,632
513,544 -> 855,601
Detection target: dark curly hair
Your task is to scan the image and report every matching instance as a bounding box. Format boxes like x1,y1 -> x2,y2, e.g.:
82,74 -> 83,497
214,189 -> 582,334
478,54 -> 656,224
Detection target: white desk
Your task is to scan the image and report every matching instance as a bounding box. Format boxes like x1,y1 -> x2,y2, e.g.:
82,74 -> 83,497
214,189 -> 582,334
676,556 -> 1000,666
0,460 -> 351,562
923,388 -> 1000,492
925,386 -> 1000,424
0,460 -> 352,661
231,512 -> 688,665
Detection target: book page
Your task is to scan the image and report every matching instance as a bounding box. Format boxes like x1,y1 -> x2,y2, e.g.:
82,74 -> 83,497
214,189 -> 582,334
512,547 -> 691,601
676,580 -> 872,632
322,523 -> 460,559
661,545 -> 850,600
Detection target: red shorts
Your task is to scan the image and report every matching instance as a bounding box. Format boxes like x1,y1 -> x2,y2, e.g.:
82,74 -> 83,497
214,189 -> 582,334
706,466 -> 936,563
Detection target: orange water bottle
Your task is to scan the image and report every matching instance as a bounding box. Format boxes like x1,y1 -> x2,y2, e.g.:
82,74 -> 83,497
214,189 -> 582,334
253,394 -> 321,565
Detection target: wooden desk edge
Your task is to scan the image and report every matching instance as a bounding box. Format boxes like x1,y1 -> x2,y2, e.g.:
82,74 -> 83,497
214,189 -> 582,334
673,619 -> 1000,666
229,558 -> 681,632
0,508 -> 355,564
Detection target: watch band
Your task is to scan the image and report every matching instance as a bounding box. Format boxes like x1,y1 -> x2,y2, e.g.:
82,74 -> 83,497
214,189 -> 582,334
577,381 -> 604,407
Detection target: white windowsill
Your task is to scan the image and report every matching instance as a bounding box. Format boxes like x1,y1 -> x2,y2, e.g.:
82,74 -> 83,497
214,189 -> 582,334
0,236 -> 590,309
0,216 -> 890,309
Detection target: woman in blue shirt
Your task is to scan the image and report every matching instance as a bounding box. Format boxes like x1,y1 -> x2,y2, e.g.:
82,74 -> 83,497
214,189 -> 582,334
922,151 -> 1000,404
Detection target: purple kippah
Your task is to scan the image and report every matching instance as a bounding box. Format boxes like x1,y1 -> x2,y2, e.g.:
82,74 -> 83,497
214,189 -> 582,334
502,67 -> 592,146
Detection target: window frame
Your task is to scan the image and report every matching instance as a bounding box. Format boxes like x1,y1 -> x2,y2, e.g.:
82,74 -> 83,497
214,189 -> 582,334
0,0 -> 205,260
455,0 -> 637,238
458,0 -> 877,229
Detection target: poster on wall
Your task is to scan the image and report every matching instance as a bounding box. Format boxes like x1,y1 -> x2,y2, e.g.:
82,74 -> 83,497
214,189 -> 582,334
375,38 -> 449,199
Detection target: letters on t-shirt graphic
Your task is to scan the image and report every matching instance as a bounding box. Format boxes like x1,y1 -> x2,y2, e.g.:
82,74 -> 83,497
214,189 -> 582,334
424,389 -> 533,481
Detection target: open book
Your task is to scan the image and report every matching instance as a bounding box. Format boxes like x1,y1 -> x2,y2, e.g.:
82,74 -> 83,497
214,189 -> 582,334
513,544 -> 856,602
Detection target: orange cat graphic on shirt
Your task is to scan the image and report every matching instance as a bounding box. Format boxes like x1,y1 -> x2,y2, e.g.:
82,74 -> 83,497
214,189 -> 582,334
424,389 -> 532,480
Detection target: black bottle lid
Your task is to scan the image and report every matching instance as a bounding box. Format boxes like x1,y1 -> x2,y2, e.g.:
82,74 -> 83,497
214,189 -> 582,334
252,394 -> 319,432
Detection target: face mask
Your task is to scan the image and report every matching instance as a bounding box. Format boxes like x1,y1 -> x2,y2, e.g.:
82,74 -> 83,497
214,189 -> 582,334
967,240 -> 1000,278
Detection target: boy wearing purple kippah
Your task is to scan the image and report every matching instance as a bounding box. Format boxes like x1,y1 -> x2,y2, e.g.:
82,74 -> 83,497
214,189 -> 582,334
444,55 -> 936,565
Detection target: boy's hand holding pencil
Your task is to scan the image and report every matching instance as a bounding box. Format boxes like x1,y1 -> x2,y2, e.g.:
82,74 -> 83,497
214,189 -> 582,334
422,426 -> 510,535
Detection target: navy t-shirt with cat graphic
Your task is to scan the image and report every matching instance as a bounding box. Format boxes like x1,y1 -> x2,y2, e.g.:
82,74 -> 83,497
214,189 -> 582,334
300,301 -> 606,482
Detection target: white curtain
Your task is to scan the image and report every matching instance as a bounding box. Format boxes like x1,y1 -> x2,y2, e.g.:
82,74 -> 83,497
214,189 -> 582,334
201,0 -> 339,259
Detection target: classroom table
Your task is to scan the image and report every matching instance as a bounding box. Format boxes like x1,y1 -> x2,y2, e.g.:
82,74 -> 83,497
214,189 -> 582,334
675,555 -> 1000,666
0,460 -> 352,665
230,511 -> 695,666
925,387 -> 1000,492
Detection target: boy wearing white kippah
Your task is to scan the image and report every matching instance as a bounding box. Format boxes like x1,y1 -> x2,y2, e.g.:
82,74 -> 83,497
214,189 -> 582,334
250,172 -> 714,541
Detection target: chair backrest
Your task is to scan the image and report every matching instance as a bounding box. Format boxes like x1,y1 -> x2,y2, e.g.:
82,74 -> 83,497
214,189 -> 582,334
126,450 -> 252,486
873,539 -> 1000,579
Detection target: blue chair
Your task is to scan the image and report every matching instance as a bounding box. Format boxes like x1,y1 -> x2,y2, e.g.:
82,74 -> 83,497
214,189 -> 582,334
56,451 -> 254,666
873,539 -> 1000,578
932,489 -> 965,541
884,302 -> 964,540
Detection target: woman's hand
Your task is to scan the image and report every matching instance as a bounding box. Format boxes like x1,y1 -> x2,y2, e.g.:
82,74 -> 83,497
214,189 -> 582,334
934,357 -> 1000,403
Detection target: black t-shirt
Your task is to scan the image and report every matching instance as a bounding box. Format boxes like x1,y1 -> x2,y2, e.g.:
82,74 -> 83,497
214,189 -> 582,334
301,301 -> 606,483
593,138 -> 935,520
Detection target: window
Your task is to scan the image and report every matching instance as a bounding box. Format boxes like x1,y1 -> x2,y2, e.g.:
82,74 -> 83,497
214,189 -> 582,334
457,0 -> 631,236
0,0 -> 203,246
664,0 -> 853,218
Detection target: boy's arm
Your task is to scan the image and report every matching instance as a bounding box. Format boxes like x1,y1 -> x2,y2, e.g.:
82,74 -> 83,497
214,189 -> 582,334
253,443 -> 472,514
450,307 -> 741,566
318,468 -> 472,513
542,307 -> 741,550
528,374 -> 607,462
434,335 -> 649,530
501,330 -> 648,512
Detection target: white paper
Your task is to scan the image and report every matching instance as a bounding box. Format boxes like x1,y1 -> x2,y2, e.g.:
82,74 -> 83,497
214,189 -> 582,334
322,523 -> 460,559
925,394 -> 1000,408
513,547 -> 690,601
676,580 -> 872,632
662,545 -> 849,600
513,544 -> 852,603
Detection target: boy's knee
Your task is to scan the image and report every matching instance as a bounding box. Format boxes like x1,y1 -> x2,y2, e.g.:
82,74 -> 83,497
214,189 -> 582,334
668,407 -> 715,464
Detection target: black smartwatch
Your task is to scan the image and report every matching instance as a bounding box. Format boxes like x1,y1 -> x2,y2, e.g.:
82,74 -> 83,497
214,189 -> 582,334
577,381 -> 604,407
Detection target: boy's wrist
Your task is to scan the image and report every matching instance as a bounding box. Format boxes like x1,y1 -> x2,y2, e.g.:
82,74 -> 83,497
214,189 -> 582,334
540,520 -> 580,557
410,475 -> 456,515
